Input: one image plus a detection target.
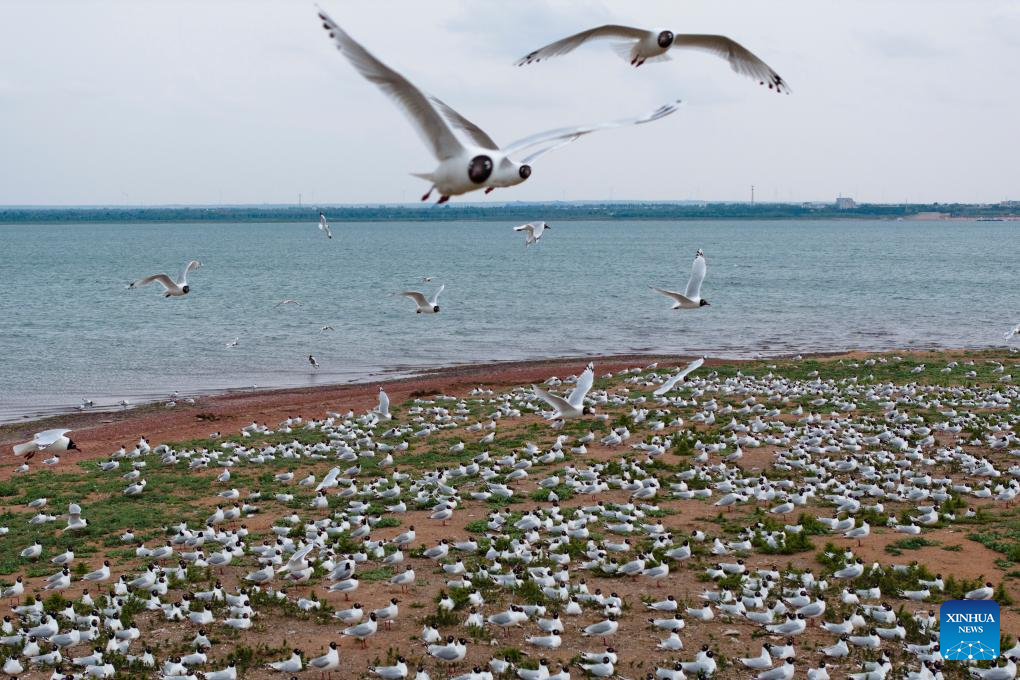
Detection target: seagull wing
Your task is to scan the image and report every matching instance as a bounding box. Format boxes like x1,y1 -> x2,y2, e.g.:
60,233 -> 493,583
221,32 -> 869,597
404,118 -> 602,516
317,10 -> 463,161
429,284 -> 445,306
377,389 -> 390,414
502,99 -> 681,159
531,384 -> 572,416
515,25 -> 651,65
671,34 -> 790,93
514,223 -> 536,234
34,429 -> 71,446
649,286 -> 694,306
287,543 -> 315,568
178,260 -> 201,285
653,358 -> 704,397
567,362 -> 595,409
129,273 -> 174,291
429,96 -> 499,150
400,291 -> 430,307
685,250 -> 707,300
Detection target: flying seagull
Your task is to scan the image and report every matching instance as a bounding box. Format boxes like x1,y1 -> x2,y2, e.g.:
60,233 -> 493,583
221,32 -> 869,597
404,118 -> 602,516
13,429 -> 78,459
316,10 -> 681,203
532,362 -> 595,420
399,285 -> 444,314
276,299 -> 302,307
319,211 -> 333,239
128,260 -> 201,298
653,357 -> 705,396
514,222 -> 551,247
651,249 -> 710,309
515,24 -> 790,92
308,355 -> 320,369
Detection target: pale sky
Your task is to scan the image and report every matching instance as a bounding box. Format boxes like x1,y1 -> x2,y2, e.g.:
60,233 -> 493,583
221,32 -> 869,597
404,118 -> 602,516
1,0 -> 1018,205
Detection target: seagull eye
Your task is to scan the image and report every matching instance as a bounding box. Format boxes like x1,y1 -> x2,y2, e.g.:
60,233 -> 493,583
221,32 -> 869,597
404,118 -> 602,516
468,155 -> 493,183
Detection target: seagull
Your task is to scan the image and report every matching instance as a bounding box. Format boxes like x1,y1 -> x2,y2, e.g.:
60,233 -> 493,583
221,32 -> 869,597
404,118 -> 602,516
515,24 -> 789,92
1005,324 -> 1020,340
651,249 -> 709,309
399,285 -> 444,314
317,10 -> 681,203
308,641 -> 340,676
653,357 -> 705,396
267,649 -> 302,673
318,211 -> 333,239
320,325 -> 336,333
276,299 -> 302,307
376,388 -> 392,420
514,222 -> 551,247
12,428 -> 78,458
225,337 -> 239,348
532,362 -> 595,420
309,355 -> 320,370
128,260 -> 201,297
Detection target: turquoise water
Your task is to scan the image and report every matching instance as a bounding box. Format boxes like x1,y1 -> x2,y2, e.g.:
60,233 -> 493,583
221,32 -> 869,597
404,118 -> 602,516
1,218 -> 1016,421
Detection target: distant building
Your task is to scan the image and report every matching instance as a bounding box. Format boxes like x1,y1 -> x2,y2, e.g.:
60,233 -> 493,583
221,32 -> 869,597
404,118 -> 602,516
835,196 -> 857,210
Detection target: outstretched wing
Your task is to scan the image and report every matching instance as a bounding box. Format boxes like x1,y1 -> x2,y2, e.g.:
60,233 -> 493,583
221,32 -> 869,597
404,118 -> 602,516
685,250 -> 706,300
513,223 -> 535,233
317,10 -> 464,161
129,273 -> 174,291
567,362 -> 595,409
377,388 -> 390,414
34,429 -> 71,447
429,284 -> 445,306
671,34 -> 790,93
531,384 -> 573,417
178,260 -> 201,285
653,358 -> 704,397
515,25 -> 650,66
502,99 -> 681,159
429,96 -> 499,151
649,286 -> 693,307
400,291 -> 430,307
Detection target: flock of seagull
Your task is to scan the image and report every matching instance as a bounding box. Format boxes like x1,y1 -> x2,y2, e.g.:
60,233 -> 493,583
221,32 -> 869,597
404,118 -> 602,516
5,350 -> 1020,678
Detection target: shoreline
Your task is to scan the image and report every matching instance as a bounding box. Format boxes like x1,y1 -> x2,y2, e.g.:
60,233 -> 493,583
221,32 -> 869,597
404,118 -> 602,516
0,346 -> 985,470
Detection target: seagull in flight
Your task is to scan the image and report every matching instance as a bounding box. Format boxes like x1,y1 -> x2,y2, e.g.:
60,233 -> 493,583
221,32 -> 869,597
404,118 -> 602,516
13,429 -> 79,459
318,211 -> 333,239
514,222 -> 551,247
320,325 -> 336,333
276,299 -> 302,307
225,337 -> 239,348
308,355 -> 320,369
651,249 -> 710,310
128,260 -> 201,298
532,362 -> 595,420
653,357 -> 705,396
399,285 -> 444,314
1005,324 -> 1020,340
316,10 -> 681,203
515,24 -> 790,92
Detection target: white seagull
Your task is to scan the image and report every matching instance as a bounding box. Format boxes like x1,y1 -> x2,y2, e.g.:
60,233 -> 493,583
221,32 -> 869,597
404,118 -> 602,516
515,24 -> 790,92
317,10 -> 681,203
400,285 -> 444,314
651,249 -> 709,309
128,260 -> 201,297
13,429 -> 78,458
653,357 -> 705,396
514,222 -> 551,247
532,362 -> 595,420
318,211 -> 333,239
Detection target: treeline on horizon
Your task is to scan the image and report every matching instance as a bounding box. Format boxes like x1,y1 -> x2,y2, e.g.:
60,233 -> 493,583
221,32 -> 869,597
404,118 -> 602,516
1,201 -> 1017,224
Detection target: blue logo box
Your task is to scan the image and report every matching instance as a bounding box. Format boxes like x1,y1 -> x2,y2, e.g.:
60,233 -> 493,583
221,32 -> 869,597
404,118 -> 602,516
940,600 -> 1000,661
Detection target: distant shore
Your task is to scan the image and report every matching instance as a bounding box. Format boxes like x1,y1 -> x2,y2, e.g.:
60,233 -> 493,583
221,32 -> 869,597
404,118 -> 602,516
2,201 -> 1019,224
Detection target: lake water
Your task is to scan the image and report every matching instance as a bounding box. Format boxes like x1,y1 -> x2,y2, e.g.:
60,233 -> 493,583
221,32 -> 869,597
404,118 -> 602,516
1,218 -> 1016,422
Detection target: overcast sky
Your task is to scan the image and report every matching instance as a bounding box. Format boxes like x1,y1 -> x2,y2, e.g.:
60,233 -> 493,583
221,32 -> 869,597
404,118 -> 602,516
2,0 -> 1018,205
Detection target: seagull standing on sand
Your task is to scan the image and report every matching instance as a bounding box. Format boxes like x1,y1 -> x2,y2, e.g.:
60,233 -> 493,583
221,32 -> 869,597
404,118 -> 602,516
651,249 -> 710,309
318,211 -> 333,239
515,24 -> 790,92
316,10 -> 681,203
128,260 -> 201,298
514,222 -> 551,247
400,285 -> 444,314
532,362 -> 595,421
